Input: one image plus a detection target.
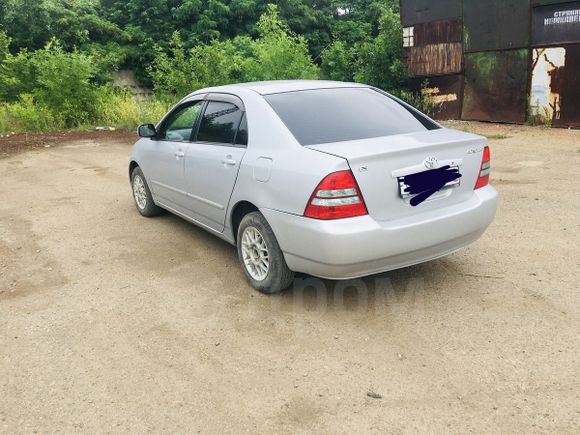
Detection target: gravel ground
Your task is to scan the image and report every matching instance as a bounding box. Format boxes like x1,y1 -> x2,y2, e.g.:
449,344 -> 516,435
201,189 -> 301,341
0,122 -> 579,433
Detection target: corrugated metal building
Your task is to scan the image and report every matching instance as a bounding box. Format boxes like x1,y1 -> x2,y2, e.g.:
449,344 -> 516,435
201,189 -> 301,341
400,0 -> 580,127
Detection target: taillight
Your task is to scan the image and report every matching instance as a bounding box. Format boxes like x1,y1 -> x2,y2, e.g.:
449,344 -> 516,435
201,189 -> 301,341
304,170 -> 368,220
474,146 -> 491,189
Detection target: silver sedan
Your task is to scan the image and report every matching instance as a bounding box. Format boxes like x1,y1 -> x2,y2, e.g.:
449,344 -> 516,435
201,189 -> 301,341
129,80 -> 498,293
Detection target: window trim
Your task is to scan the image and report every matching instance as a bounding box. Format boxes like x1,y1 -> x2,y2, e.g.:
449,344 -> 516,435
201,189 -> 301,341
233,112 -> 248,147
371,87 -> 441,131
190,100 -> 208,142
206,92 -> 245,111
194,99 -> 247,148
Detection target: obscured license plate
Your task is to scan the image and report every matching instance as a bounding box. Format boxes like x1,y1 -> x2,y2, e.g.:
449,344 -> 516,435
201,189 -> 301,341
397,166 -> 461,199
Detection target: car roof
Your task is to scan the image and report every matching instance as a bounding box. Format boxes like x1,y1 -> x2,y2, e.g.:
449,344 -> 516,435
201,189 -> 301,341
191,80 -> 368,97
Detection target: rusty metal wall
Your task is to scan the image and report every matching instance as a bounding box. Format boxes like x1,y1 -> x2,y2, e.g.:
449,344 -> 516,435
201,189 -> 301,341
400,0 -> 462,26
405,43 -> 463,77
414,19 -> 463,45
410,75 -> 464,120
532,1 -> 580,46
463,0 -> 530,52
399,0 -> 580,127
554,44 -> 580,126
462,50 -> 529,123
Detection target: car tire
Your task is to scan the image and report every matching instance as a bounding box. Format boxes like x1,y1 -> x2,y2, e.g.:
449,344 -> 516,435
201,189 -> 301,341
237,211 -> 295,294
131,167 -> 164,217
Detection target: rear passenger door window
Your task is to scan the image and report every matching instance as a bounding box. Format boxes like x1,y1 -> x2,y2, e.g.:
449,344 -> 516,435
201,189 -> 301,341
196,101 -> 244,145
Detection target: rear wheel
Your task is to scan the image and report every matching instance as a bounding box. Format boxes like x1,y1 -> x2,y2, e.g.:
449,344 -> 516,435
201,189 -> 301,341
237,211 -> 294,294
131,167 -> 164,217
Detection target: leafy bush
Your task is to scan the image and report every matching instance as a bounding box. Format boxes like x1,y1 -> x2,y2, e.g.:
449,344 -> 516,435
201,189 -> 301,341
242,5 -> 318,81
0,36 -> 99,127
148,33 -> 246,100
0,34 -> 37,101
395,89 -> 442,119
0,94 -> 63,133
0,33 -> 165,134
320,40 -> 357,82
32,40 -> 99,126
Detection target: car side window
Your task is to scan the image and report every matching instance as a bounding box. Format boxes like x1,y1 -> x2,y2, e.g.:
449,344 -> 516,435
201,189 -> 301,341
234,113 -> 248,146
159,101 -> 203,142
196,101 -> 244,145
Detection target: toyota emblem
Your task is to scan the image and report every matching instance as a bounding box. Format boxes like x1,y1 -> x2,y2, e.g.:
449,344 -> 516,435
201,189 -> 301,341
424,156 -> 438,169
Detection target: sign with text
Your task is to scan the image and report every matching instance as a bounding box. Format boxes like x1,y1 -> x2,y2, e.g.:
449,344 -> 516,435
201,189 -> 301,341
533,2 -> 580,46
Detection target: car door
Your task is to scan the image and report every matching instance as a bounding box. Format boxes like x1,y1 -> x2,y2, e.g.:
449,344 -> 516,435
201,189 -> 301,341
146,100 -> 204,211
183,96 -> 248,232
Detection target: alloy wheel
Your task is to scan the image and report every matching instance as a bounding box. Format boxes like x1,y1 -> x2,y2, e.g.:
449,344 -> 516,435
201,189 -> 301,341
241,226 -> 270,281
133,175 -> 147,210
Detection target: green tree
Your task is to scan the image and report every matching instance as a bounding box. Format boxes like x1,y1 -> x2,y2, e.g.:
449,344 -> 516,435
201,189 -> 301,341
353,6 -> 406,91
46,0 -> 124,50
1,0 -> 51,51
148,31 -> 244,98
243,4 -> 318,81
275,0 -> 334,58
148,5 -> 319,98
0,32 -> 9,62
320,40 -> 356,82
1,0 -> 123,52
0,34 -> 37,101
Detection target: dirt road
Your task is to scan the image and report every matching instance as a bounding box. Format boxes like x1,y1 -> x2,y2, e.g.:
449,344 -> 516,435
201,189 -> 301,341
1,123 -> 579,433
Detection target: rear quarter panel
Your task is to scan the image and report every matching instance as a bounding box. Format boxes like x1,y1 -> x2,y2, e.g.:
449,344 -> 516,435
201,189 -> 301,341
225,90 -> 349,240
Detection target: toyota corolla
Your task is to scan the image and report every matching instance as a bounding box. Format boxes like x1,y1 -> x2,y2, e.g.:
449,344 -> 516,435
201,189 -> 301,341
129,80 -> 498,293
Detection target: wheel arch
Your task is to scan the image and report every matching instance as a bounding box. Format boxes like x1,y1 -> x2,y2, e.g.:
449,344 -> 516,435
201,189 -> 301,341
129,160 -> 139,180
230,200 -> 259,244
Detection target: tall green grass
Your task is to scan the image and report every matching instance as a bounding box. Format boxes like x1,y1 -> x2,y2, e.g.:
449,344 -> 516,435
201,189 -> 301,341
0,89 -> 170,135
0,94 -> 63,134
95,88 -> 170,131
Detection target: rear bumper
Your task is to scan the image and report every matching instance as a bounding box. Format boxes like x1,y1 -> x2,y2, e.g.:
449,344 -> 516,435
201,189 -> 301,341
261,185 -> 498,279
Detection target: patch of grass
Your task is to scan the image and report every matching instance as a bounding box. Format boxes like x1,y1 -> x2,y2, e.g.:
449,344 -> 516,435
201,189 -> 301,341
484,133 -> 510,140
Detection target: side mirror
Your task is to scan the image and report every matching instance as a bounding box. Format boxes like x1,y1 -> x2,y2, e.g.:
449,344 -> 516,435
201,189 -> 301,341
138,124 -> 157,138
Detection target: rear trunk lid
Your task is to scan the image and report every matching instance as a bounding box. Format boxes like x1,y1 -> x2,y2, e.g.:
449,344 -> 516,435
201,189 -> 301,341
307,128 -> 488,222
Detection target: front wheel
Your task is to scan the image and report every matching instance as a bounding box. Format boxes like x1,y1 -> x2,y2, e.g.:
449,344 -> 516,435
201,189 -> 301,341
237,211 -> 294,294
131,167 -> 164,217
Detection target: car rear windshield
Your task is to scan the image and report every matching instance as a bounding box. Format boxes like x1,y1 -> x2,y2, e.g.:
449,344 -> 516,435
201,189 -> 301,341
265,87 -> 439,146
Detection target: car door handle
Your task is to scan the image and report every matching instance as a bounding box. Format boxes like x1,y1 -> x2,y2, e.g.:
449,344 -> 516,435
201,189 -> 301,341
222,156 -> 237,166
175,150 -> 185,159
